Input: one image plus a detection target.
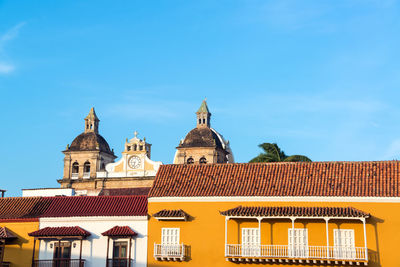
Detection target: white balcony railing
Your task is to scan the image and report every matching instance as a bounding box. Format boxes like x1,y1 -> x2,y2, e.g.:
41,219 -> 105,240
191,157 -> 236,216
71,173 -> 79,179
154,243 -> 186,260
82,172 -> 90,179
226,244 -> 367,261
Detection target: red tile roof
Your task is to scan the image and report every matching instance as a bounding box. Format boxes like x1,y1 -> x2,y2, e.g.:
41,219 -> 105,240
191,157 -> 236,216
29,226 -> 91,237
102,226 -> 137,237
149,162 -> 400,197
220,206 -> 370,218
0,227 -> 17,239
0,197 -> 53,220
153,209 -> 190,219
41,195 -> 147,217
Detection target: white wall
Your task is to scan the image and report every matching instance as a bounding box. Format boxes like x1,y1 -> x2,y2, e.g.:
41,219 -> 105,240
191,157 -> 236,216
39,216 -> 148,267
22,188 -> 75,197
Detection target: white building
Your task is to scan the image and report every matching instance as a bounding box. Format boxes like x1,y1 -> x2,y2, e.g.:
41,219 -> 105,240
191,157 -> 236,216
29,195 -> 148,267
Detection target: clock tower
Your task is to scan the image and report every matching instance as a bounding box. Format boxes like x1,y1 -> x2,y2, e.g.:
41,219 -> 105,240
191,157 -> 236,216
104,131 -> 161,178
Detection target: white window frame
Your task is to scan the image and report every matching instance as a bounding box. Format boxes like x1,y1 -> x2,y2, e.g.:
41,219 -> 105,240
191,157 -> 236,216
241,228 -> 260,257
160,228 -> 181,257
333,229 -> 356,259
288,228 -> 308,258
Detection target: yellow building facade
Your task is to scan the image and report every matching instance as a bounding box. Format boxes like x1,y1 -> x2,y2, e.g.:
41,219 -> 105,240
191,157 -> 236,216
147,162 -> 400,267
0,197 -> 51,267
0,220 -> 40,267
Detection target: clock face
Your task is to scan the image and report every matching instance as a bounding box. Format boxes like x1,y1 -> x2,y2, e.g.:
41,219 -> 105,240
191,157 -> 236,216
128,156 -> 141,169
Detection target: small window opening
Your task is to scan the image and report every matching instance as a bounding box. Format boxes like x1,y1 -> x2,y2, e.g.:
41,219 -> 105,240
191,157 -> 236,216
198,119 -> 201,124
133,144 -> 137,151
72,162 -> 79,173
187,157 -> 194,164
84,162 -> 91,173
139,145 -> 143,151
199,157 -> 207,164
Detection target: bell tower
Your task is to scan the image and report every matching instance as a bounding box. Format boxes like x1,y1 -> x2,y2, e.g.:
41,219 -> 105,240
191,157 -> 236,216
196,99 -> 211,128
84,107 -> 99,134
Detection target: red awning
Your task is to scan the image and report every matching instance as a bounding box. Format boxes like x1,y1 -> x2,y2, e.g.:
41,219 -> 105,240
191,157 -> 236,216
28,226 -> 91,238
102,226 -> 137,237
220,206 -> 370,218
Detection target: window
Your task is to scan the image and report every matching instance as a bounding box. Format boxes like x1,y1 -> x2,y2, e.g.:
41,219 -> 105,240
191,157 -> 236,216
53,242 -> 71,260
113,241 -> 128,259
139,145 -> 143,151
288,228 -> 308,258
72,162 -> 79,173
334,229 -> 355,259
162,228 -> 180,245
127,146 -> 131,151
187,157 -> 194,164
84,162 -> 91,173
241,228 -> 260,256
199,157 -> 207,164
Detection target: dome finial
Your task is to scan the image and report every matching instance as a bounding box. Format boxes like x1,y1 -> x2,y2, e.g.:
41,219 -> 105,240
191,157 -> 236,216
84,107 -> 100,134
196,99 -> 211,128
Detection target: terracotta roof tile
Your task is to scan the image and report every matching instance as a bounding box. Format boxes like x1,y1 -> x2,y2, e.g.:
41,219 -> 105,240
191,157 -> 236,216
29,226 -> 91,237
220,206 -> 370,218
149,162 -> 400,197
41,195 -> 147,217
153,209 -> 189,219
0,227 -> 17,239
102,226 -> 137,237
0,197 -> 53,220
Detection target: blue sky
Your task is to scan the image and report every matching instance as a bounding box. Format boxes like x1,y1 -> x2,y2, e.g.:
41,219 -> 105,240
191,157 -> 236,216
1,0 -> 400,196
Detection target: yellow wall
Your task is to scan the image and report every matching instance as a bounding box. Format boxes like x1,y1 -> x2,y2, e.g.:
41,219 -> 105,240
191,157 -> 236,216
1,220 -> 39,267
147,201 -> 400,267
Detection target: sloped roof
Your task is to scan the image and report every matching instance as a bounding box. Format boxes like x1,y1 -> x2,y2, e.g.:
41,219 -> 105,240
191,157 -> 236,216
0,197 -> 53,220
41,195 -> 147,217
153,209 -> 190,219
102,226 -> 137,237
29,226 -> 91,237
220,206 -> 370,218
149,161 -> 400,197
0,227 -> 17,239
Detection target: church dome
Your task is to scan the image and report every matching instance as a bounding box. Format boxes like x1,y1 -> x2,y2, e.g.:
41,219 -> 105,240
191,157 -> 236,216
178,127 -> 224,149
68,132 -> 113,154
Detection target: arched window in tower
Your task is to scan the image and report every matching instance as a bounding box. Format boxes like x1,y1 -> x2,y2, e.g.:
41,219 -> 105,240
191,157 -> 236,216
187,157 -> 194,164
83,161 -> 90,178
199,157 -> 207,164
71,162 -> 79,179
133,144 -> 137,151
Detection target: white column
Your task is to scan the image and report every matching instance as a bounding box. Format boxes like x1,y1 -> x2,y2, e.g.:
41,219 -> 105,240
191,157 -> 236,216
362,218 -> 368,261
290,217 -> 295,257
225,217 -> 229,256
325,218 -> 330,259
258,217 -> 262,256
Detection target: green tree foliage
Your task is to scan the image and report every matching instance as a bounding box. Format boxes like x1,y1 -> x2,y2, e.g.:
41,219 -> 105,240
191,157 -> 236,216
249,143 -> 311,163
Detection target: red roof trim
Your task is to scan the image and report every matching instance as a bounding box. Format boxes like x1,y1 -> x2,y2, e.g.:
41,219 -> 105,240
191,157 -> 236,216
102,226 -> 137,237
220,206 -> 370,218
28,226 -> 91,238
0,227 -> 17,239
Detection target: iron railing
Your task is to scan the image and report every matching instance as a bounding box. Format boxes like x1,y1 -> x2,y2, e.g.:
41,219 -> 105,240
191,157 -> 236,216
106,258 -> 134,267
32,259 -> 85,267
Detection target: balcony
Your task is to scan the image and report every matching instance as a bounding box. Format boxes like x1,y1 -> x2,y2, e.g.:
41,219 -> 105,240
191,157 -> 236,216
154,243 -> 186,261
82,172 -> 90,179
225,245 -> 368,265
32,259 -> 85,267
71,173 -> 79,179
106,258 -> 134,267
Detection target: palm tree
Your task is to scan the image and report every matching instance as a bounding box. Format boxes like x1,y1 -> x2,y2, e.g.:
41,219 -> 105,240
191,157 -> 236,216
249,143 -> 311,163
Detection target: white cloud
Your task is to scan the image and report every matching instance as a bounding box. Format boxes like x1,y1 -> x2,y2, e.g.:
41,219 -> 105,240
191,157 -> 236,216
0,22 -> 25,75
0,62 -> 15,74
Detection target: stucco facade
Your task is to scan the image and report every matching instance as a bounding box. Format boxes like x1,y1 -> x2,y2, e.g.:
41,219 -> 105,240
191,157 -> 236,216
38,216 -> 148,267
